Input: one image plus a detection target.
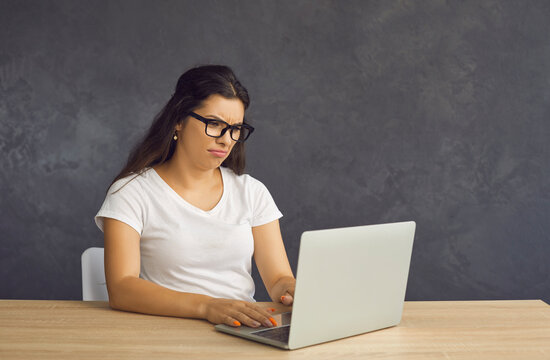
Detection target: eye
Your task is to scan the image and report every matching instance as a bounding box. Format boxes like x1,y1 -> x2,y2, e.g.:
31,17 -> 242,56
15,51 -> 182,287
208,120 -> 223,128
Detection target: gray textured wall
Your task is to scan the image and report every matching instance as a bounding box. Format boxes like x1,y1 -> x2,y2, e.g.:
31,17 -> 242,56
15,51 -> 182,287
1,0 -> 549,303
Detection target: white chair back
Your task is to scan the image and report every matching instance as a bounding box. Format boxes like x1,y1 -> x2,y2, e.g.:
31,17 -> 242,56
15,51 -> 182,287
81,247 -> 108,301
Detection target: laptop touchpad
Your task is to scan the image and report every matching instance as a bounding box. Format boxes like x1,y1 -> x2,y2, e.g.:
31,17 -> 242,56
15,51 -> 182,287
272,311 -> 292,326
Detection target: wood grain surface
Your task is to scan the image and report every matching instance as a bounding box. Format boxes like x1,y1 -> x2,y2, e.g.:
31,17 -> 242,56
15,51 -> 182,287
1,300 -> 549,359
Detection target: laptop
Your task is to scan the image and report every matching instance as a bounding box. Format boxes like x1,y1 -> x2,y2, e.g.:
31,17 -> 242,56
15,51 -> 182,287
215,221 -> 416,350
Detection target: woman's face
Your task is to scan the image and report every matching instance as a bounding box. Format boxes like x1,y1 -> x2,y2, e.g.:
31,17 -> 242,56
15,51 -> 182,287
175,94 -> 245,171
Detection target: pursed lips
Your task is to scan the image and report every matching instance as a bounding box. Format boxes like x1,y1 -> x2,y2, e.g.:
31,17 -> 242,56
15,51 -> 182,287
208,149 -> 228,157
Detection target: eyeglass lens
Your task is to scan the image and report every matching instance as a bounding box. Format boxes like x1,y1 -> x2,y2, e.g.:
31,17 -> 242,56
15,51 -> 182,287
206,120 -> 251,141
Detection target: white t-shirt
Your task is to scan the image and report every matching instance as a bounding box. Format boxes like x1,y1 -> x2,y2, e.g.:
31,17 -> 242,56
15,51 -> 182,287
94,166 -> 283,302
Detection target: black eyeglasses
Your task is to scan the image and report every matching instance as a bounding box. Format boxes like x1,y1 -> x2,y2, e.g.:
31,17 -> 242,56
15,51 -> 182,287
188,112 -> 254,142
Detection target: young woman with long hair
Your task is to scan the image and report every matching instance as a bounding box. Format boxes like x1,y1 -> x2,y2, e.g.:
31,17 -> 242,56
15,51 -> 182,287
95,65 -> 295,329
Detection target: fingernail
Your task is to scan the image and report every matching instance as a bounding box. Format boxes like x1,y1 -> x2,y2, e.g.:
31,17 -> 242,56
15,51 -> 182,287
281,296 -> 285,302
233,320 -> 241,326
269,317 -> 278,326
269,308 -> 276,312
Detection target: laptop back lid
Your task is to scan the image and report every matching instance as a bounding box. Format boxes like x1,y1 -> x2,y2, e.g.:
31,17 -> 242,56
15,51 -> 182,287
288,221 -> 415,349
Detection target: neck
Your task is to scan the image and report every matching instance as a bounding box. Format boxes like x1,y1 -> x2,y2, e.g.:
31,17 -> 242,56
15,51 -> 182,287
156,151 -> 219,190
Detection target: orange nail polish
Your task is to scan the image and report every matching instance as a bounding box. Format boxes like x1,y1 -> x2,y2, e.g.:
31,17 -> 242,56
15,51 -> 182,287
233,320 -> 241,326
269,308 -> 276,312
269,317 -> 278,326
281,296 -> 285,302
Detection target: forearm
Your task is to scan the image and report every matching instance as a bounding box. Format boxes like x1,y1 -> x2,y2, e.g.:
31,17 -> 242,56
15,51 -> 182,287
108,276 -> 211,319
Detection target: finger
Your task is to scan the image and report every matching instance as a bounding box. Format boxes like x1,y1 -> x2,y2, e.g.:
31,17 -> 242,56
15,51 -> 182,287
280,293 -> 294,305
243,304 -> 276,327
223,315 -> 243,327
238,303 -> 276,327
286,287 -> 295,297
260,305 -> 277,313
246,302 -> 277,319
233,309 -> 265,328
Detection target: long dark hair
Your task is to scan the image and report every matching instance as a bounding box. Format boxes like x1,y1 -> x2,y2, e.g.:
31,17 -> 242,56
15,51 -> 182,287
109,65 -> 250,189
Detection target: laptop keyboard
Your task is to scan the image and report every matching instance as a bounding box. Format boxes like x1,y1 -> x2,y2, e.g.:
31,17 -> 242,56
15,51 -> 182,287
252,325 -> 290,343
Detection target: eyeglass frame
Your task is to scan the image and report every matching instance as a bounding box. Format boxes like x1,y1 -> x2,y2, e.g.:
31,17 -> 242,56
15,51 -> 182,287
188,111 -> 255,143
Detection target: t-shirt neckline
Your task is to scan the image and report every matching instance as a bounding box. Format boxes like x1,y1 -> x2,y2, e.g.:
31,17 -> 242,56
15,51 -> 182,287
149,167 -> 227,216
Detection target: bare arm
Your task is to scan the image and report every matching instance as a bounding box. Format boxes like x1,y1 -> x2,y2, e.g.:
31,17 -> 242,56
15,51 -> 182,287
252,219 -> 296,305
103,218 -> 275,328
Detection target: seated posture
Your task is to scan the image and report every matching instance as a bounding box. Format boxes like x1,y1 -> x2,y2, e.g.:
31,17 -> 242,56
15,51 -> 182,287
95,65 -> 295,329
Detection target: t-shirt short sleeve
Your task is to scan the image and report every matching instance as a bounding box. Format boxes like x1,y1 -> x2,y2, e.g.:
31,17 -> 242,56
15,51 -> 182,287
94,177 -> 145,235
249,179 -> 283,227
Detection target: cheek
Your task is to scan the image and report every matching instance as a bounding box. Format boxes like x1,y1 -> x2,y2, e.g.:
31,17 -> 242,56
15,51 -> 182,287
180,132 -> 205,154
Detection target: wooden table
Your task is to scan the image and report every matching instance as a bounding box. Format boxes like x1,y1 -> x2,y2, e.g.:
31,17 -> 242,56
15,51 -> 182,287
1,300 -> 549,359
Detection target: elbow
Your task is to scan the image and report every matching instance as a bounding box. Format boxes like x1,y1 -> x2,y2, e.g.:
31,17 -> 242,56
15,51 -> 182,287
106,276 -> 138,311
108,294 -> 120,310
106,281 -> 126,311
107,289 -> 122,310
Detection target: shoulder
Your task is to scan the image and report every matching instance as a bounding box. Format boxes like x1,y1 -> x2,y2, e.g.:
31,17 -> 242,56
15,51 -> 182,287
221,166 -> 267,192
96,169 -> 157,233
107,168 -> 156,197
221,167 -> 276,209
220,168 -> 282,225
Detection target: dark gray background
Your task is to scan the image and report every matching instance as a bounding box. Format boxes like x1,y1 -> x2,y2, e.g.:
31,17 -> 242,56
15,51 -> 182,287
1,0 -> 549,303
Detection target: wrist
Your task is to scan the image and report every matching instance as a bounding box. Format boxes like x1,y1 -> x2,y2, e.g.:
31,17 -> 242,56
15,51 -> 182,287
195,294 -> 213,319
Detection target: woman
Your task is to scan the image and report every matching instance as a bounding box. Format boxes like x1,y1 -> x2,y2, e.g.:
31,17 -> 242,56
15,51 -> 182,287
95,65 -> 295,329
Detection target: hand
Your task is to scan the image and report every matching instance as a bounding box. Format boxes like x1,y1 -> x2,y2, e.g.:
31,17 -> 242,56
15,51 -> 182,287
201,297 -> 277,328
271,276 -> 295,306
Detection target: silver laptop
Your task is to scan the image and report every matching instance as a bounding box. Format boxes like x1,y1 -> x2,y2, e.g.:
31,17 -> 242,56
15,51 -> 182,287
215,221 -> 416,350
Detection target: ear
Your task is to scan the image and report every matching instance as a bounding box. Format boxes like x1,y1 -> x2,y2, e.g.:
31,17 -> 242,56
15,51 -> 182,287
175,122 -> 184,131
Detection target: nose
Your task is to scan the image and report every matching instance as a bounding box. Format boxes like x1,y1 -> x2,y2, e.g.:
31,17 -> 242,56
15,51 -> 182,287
216,128 -> 233,146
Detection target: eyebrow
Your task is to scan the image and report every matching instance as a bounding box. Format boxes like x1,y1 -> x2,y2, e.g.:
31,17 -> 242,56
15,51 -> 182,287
204,114 -> 244,125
